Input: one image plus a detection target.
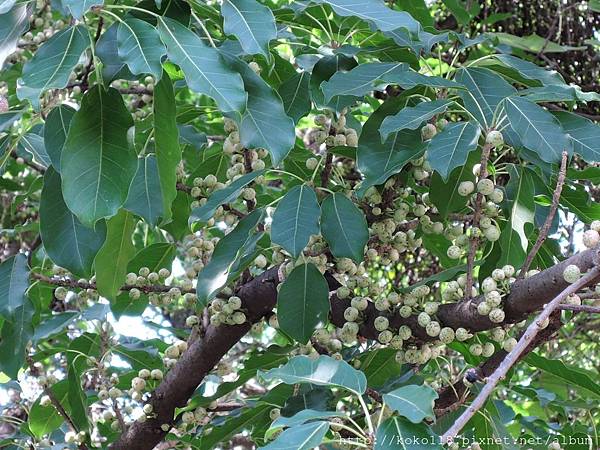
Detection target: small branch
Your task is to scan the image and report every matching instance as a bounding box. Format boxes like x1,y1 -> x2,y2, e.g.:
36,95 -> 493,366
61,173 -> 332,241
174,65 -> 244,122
544,103 -> 600,122
320,152 -> 333,187
465,143 -> 492,297
559,304 -> 600,314
30,273 -> 196,295
10,151 -> 46,173
45,387 -> 89,450
441,265 -> 600,444
519,151 -> 568,278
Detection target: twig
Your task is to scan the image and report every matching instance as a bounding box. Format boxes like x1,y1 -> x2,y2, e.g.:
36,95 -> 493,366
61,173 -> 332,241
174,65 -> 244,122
10,151 -> 46,173
30,273 -> 196,295
320,152 -> 333,187
45,387 -> 89,450
465,143 -> 492,297
559,304 -> 600,314
519,151 -> 568,278
441,265 -> 600,444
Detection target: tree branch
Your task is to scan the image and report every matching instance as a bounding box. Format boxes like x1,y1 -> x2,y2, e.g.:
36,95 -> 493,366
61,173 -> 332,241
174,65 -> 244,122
519,150 -> 568,278
441,265 -> 600,444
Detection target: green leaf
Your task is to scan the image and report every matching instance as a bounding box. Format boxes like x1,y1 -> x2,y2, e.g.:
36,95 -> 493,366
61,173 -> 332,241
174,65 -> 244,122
453,67 -> 516,129
271,409 -> 343,430
196,209 -> 263,306
124,155 -> 165,225
320,193 -> 369,262
0,298 -> 34,378
375,416 -> 443,450
221,0 -> 276,60
67,364 -> 88,432
525,353 -> 600,398
32,311 -> 79,342
277,71 -> 311,123
260,421 -> 328,450
321,62 -> 408,102
18,131 -> 50,167
560,182 -> 600,224
260,355 -> 367,395
311,0 -> 420,33
380,99 -> 452,141
61,86 -> 137,227
222,55 -> 296,166
491,32 -> 584,53
94,210 -> 137,300
553,111 -> 600,163
427,121 -> 480,181
17,25 -> 90,109
28,380 -> 69,438
40,167 -> 107,278
62,0 -> 103,18
96,22 -> 135,83
0,4 -> 29,69
277,263 -> 329,343
271,185 -> 321,258
158,17 -> 246,113
154,73 -> 181,223
505,96 -> 569,164
309,53 -> 357,111
491,53 -> 565,87
43,104 -> 75,172
359,348 -> 404,388
383,385 -> 438,423
117,17 -> 166,80
0,253 -> 29,320
190,170 -> 263,223
113,340 -> 163,371
358,97 -> 426,193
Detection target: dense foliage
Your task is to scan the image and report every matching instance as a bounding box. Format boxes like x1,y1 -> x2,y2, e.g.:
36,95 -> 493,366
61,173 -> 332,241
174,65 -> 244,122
1,0 -> 600,449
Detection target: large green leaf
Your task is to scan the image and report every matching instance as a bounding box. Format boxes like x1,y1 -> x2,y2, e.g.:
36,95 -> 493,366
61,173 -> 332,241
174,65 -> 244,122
311,0 -> 420,33
28,380 -> 69,438
271,185 -> 320,258
277,263 -> 329,343
196,209 -> 263,306
261,355 -> 367,395
453,67 -> 516,129
260,421 -> 329,450
321,62 -> 408,102
190,170 -> 263,223
491,53 -> 565,87
320,193 -> 369,262
0,298 -> 34,378
94,210 -> 137,300
43,104 -> 75,172
309,53 -> 357,111
427,121 -> 480,181
61,86 -> 137,227
0,253 -> 29,320
17,25 -> 90,109
221,0 -> 276,59
223,55 -> 296,166
117,17 -> 166,80
380,99 -> 452,141
383,385 -> 438,423
153,73 -> 181,223
277,71 -> 311,123
158,17 -> 246,113
0,4 -> 29,69
505,96 -> 569,164
553,111 -> 600,163
359,348 -> 405,388
124,155 -> 165,225
62,0 -> 103,18
96,22 -> 135,83
40,168 -> 107,279
357,97 -> 426,193
375,416 -> 442,450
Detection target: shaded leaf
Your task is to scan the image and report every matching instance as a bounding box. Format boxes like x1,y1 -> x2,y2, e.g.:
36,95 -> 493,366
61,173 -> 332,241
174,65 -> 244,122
320,193 -> 369,262
375,416 -> 443,450
28,380 -> 69,438
17,25 -> 90,109
40,167 -> 107,278
94,210 -> 137,300
0,253 -> 29,319
0,4 -> 29,69
278,71 -> 311,123
158,17 -> 246,113
0,298 -> 34,378
124,155 -> 165,225
221,0 -> 276,59
271,185 -> 320,258
96,22 -> 135,83
271,409 -> 343,430
260,355 -> 367,395
61,86 -> 137,227
43,104 -> 75,171
427,121 -> 480,181
553,111 -> 600,163
260,421 -> 328,450
62,0 -> 103,18
383,385 -> 438,423
277,263 -> 329,343
380,99 -> 452,141
505,96 -> 569,164
117,17 -> 166,79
